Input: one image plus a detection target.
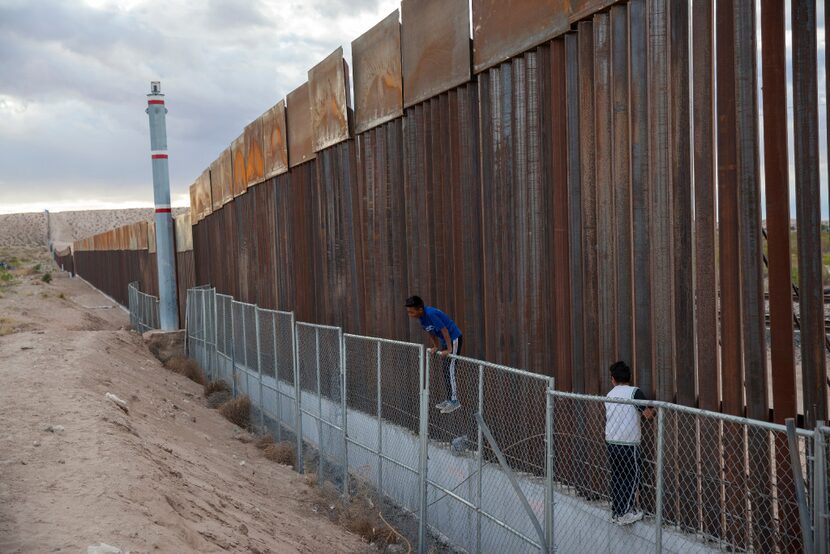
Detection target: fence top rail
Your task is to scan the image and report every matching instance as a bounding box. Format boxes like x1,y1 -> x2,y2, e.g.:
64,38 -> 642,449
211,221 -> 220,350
343,332 -> 424,349
216,293 -> 233,300
296,321 -> 342,332
549,389 -> 814,437
231,299 -> 257,308
255,306 -> 295,318
437,352 -> 553,383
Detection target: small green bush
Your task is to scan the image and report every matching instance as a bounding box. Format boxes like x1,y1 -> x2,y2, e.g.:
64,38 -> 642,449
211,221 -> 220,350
41,272 -> 52,283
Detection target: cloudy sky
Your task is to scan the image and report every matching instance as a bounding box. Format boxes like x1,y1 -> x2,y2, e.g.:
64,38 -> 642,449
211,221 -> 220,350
0,0 -> 397,213
0,0 -> 828,218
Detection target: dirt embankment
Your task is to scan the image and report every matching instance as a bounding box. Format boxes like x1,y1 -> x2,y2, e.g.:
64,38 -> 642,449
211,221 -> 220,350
0,208 -> 188,250
0,248 -> 368,553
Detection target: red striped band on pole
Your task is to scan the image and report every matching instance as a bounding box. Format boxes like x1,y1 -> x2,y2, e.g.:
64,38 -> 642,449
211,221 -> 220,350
148,99 -> 165,105
151,150 -> 168,159
155,207 -> 172,213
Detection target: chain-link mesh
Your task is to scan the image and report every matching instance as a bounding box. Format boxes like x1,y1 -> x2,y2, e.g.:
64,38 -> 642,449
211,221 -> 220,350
128,281 -> 160,334
344,335 -> 426,551
179,288 -> 829,554
424,354 -> 551,554
296,322 -> 345,490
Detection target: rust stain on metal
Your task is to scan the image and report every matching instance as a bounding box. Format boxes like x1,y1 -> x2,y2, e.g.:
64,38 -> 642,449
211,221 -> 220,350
231,133 -> 247,196
262,100 -> 288,178
244,116 -> 265,187
472,0 -> 618,73
195,168 -> 212,221
309,47 -> 351,152
174,213 -> 193,252
148,221 -> 156,254
135,221 -> 149,250
401,0 -> 471,108
287,82 -> 316,167
189,183 -> 198,222
352,10 -> 403,134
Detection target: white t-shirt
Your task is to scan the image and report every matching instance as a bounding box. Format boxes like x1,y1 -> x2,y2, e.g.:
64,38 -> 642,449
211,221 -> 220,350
605,385 -> 645,445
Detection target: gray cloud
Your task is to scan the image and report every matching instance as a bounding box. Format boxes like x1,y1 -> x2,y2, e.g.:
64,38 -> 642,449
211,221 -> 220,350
0,0 -> 397,212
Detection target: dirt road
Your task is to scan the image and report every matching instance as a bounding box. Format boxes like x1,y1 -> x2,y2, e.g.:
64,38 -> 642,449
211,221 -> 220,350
0,255 -> 368,553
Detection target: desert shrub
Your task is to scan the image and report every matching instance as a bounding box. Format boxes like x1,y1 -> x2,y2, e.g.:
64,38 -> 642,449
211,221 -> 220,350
218,395 -> 250,429
165,357 -> 205,385
203,379 -> 230,397
263,442 -> 295,465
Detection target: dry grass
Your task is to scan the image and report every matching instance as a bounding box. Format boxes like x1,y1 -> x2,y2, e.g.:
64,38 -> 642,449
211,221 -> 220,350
263,442 -> 295,465
165,357 -> 206,386
204,379 -> 230,397
307,478 -> 400,547
0,318 -> 17,337
218,395 -> 250,429
255,434 -> 275,449
207,390 -> 232,409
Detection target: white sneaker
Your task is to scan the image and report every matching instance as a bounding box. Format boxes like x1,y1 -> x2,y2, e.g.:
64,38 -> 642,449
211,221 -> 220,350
435,400 -> 450,410
617,510 -> 644,526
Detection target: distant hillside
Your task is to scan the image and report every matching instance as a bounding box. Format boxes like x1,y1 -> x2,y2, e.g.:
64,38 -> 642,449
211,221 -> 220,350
0,208 -> 188,250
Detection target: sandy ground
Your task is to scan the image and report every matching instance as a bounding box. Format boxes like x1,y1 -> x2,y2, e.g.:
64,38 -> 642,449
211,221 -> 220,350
0,252 -> 368,553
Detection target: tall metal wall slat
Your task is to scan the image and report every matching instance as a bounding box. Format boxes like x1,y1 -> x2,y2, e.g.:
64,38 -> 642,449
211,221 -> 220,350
610,5 -> 633,369
593,13 -> 617,376
670,0 -> 694,406
792,0 -> 827,426
716,2 -> 747,547
761,0 -> 796,424
550,38 -> 572,391
647,0 -> 674,403
691,0 -> 721,542
628,0 -> 653,395
565,33 -> 585,394
577,21 -> 599,395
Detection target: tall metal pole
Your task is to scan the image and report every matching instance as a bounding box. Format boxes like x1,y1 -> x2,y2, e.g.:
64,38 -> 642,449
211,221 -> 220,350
145,81 -> 179,331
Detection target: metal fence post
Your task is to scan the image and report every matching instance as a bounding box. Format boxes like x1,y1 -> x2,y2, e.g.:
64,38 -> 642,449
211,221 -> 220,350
787,417 -> 814,553
655,405 -> 665,553
273,312 -> 282,442
545,377 -> 555,554
377,341 -> 384,497
230,303 -> 237,398
476,363 -> 484,554
255,308 -> 264,433
316,327 -> 324,484
201,290 -> 207,374
813,422 -> 828,554
292,313 -> 304,474
340,327 -> 349,496
418,347 -> 429,554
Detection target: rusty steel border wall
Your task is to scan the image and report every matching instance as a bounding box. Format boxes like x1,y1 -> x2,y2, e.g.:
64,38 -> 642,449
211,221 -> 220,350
71,1 -> 827,431
71,217 -> 194,327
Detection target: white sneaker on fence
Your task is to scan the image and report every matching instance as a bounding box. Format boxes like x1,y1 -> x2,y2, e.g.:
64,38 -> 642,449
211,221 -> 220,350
435,400 -> 450,410
617,510 -> 644,526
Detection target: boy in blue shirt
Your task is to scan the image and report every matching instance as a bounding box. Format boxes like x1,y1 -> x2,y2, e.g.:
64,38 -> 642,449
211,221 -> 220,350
405,295 -> 463,413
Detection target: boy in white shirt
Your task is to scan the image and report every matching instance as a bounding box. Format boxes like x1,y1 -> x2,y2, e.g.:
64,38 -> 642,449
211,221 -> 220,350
605,361 -> 654,525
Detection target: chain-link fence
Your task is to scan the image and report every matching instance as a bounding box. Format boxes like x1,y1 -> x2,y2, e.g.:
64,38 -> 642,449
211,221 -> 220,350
127,281 -> 159,334
184,286 -> 215,379
183,287 -> 829,554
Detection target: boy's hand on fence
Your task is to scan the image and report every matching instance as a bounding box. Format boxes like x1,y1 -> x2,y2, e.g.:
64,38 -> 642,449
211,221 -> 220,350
428,347 -> 437,355
643,407 -> 655,419
439,349 -> 450,357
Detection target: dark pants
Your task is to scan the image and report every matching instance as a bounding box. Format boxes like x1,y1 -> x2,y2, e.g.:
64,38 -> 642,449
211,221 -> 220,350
607,443 -> 641,517
442,335 -> 463,401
